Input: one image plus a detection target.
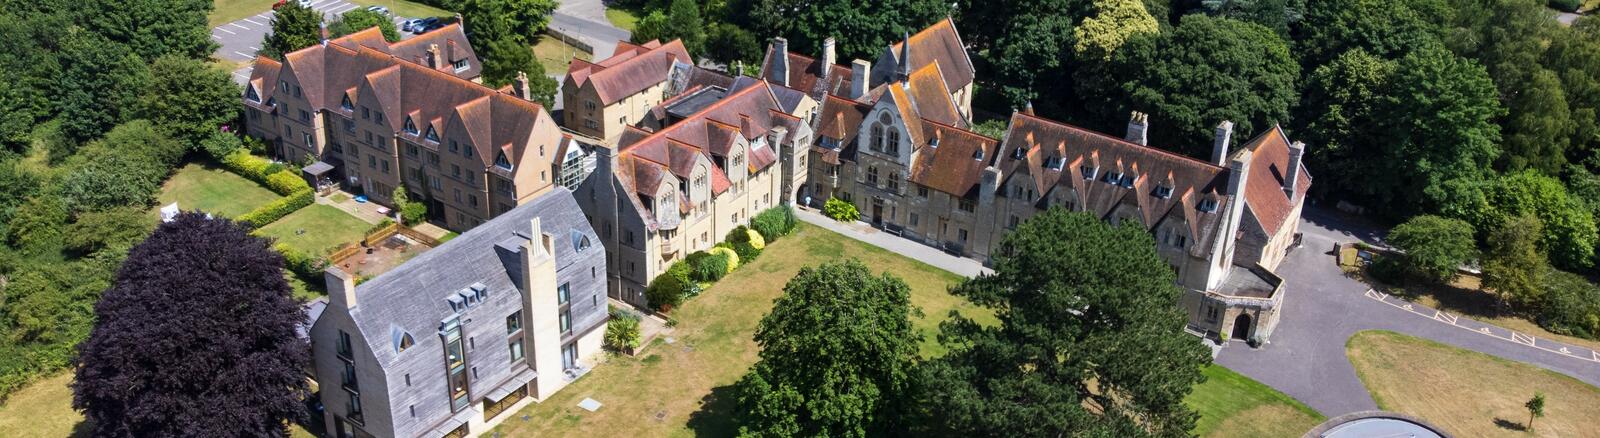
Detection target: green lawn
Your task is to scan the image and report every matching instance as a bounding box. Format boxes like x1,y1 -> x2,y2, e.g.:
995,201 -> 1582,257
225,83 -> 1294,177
255,204 -> 371,256
490,223 -> 989,437
158,163 -> 283,219
533,36 -> 591,76
1186,365 -> 1325,437
0,371 -> 319,438
347,0 -> 453,19
209,0 -> 278,27
604,6 -> 641,32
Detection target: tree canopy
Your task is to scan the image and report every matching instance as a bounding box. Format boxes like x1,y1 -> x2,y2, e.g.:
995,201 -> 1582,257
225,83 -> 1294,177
1386,215 -> 1477,283
73,213 -> 310,437
132,55 -> 241,148
750,0 -> 952,61
458,0 -> 558,46
260,2 -> 323,60
329,9 -> 402,42
733,260 -> 920,437
905,209 -> 1210,436
479,37 -> 557,108
632,0 -> 705,53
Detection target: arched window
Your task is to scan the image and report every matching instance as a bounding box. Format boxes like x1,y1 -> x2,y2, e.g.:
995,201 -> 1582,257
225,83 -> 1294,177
870,124 -> 884,153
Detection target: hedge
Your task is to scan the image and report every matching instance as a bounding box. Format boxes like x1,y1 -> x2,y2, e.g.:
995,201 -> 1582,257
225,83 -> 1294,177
646,262 -> 692,311
688,250 -> 729,282
275,241 -> 329,280
237,189 -> 313,229
709,246 -> 740,272
751,205 -> 797,241
824,197 -> 859,222
220,150 -> 310,196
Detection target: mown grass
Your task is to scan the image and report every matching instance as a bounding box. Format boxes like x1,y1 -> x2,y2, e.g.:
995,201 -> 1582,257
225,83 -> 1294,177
1185,365 -> 1324,437
157,162 -> 283,219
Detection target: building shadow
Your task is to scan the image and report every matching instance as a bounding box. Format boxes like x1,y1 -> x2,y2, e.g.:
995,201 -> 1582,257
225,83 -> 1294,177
684,384 -> 738,437
1494,417 -> 1528,431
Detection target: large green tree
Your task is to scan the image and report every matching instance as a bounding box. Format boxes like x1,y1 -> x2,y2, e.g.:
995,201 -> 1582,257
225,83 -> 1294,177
1368,44 -> 1503,217
478,38 -> 556,108
1108,14 -> 1299,158
1294,49 -> 1391,199
750,0 -> 952,61
1470,172 -> 1597,271
631,0 -> 705,53
58,30 -> 152,143
329,8 -> 402,42
1291,0 -> 1448,68
1482,215 -> 1549,308
260,1 -> 323,60
132,55 -> 241,149
733,260 -> 919,437
905,209 -> 1210,436
1386,215 -> 1477,283
77,0 -> 216,61
459,0 -> 558,46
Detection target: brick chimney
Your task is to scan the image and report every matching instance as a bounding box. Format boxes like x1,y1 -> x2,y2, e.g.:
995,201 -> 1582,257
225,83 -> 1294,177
427,44 -> 442,70
513,71 -> 531,100
325,267 -> 357,310
1284,141 -> 1305,199
1125,111 -> 1148,146
849,59 -> 870,99
1212,120 -> 1234,166
771,37 -> 790,87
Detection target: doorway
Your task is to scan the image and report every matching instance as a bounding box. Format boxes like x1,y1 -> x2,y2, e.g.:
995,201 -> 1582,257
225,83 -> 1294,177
1231,313 -> 1252,341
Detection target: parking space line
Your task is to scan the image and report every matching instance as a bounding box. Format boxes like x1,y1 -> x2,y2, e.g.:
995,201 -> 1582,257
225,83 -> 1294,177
1509,331 -> 1536,346
250,46 -> 260,51
330,4 -> 357,14
230,23 -> 251,30
215,27 -> 237,35
308,0 -> 336,8
243,18 -> 264,26
234,51 -> 255,58
1432,310 -> 1458,325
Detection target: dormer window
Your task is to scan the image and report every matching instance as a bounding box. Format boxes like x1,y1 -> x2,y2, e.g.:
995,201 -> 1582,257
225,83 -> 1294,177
1104,171 -> 1123,184
424,126 -> 439,143
1153,185 -> 1173,199
494,151 -> 512,170
820,136 -> 840,150
1080,165 -> 1097,180
246,86 -> 261,102
403,117 -> 418,135
972,148 -> 984,161
1119,173 -> 1135,188
1011,147 -> 1025,160
452,59 -> 469,72
1198,198 -> 1219,213
341,94 -> 354,111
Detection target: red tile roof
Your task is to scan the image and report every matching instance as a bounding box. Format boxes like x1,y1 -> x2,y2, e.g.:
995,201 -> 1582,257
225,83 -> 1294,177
910,120 -> 999,198
566,39 -> 692,105
1240,126 -> 1310,236
758,49 -> 854,99
887,18 -> 975,93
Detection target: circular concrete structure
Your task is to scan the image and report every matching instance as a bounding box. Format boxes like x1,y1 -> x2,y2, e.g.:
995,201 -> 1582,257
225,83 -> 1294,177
1303,411 -> 1451,438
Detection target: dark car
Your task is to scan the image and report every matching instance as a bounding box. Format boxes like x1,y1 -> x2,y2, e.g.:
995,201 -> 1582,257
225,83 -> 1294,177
413,17 -> 441,33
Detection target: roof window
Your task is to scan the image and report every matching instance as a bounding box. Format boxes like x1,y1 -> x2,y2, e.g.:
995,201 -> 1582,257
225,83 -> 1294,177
1153,185 -> 1173,199
1080,165 -> 1097,180
1198,198 -> 1219,213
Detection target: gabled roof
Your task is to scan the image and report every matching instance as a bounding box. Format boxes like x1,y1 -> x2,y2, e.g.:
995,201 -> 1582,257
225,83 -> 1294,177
1240,126 -> 1311,236
758,48 -> 854,99
903,62 -> 962,127
886,18 -> 975,93
910,120 -> 998,198
813,95 -> 870,165
566,39 -> 692,105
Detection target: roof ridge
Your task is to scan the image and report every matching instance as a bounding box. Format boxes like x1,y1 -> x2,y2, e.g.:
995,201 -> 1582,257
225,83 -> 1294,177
922,117 -> 993,142
390,23 -> 463,47
620,82 -> 770,157
1012,112 -> 1223,170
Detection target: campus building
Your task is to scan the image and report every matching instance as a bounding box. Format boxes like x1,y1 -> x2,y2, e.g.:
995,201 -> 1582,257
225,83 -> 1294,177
561,40 -> 694,142
575,76 -> 816,307
766,19 -> 1310,342
309,188 -> 607,438
242,25 -> 567,232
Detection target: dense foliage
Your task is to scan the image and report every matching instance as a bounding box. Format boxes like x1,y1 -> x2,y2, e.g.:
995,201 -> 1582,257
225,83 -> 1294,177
632,0 -> 705,53
1386,215 -> 1477,283
74,213 -> 310,436
261,2 -> 323,60
479,37 -> 558,108
604,308 -> 643,352
751,205 -> 798,242
734,260 -> 919,437
904,209 -> 1210,435
329,9 -> 402,42
749,0 -> 952,61
647,261 -> 694,311
824,197 -> 859,222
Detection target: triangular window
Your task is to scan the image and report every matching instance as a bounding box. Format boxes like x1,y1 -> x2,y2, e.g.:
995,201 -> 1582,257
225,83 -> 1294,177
341,94 -> 354,111
424,125 -> 439,142
246,85 -> 260,102
403,117 -> 418,135
495,151 -> 513,170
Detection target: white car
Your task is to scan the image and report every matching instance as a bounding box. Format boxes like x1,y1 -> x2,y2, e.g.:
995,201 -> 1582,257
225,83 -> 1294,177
402,18 -> 424,32
366,5 -> 390,15
298,0 -> 313,7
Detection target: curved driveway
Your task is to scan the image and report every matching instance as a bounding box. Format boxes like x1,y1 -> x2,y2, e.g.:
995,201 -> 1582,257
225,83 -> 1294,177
1216,206 -> 1600,417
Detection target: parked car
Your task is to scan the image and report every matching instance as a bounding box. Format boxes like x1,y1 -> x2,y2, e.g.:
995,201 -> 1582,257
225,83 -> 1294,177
365,5 -> 389,15
412,17 -> 441,33
418,22 -> 445,33
402,18 -> 423,32
297,0 -> 314,7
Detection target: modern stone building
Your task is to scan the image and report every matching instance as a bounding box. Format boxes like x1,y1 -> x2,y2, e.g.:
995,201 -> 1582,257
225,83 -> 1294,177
309,187 -> 606,438
575,79 -> 815,307
765,19 -> 1310,342
242,26 -> 565,232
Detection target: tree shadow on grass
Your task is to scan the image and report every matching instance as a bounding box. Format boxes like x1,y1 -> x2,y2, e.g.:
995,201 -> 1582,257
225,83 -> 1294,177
1493,417 -> 1528,431
685,384 -> 738,437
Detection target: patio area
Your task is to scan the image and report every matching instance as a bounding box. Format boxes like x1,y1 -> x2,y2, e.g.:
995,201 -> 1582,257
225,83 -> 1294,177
331,232 -> 434,281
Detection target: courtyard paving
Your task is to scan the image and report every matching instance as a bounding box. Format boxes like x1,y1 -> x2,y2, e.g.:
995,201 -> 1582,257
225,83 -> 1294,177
1216,204 -> 1600,417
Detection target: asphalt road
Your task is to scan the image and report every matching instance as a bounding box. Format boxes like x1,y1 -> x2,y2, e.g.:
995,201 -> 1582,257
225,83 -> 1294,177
213,0 -> 424,84
1216,205 -> 1600,417
551,0 -> 630,59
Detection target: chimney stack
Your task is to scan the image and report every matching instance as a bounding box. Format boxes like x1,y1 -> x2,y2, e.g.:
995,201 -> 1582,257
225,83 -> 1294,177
325,268 -> 357,310
822,37 -> 837,71
529,217 -> 550,257
513,71 -> 531,100
1125,111 -> 1149,145
895,32 -> 912,82
771,37 -> 790,87
1023,101 -> 1035,116
427,44 -> 443,70
1284,141 -> 1305,199
1212,121 -> 1234,166
849,59 -> 870,99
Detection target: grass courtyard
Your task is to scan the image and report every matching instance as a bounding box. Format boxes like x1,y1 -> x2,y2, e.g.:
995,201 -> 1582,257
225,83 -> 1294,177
157,163 -> 282,218
255,204 -> 373,256
489,222 -> 990,436
533,36 -> 592,76
1347,330 -> 1600,437
1185,365 -> 1324,438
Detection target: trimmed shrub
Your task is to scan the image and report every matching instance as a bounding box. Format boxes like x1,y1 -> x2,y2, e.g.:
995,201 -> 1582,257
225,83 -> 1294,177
646,269 -> 689,311
726,226 -> 763,262
747,228 -> 766,250
367,218 -> 396,235
824,197 -> 859,222
220,150 -> 309,196
237,189 -> 313,228
264,170 -> 307,195
710,246 -> 740,272
752,205 -> 797,241
1538,269 -> 1600,339
604,311 -> 642,352
689,250 -> 730,282
275,242 -> 328,280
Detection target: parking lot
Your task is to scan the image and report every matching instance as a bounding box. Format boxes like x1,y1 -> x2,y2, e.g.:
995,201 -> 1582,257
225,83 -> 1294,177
213,0 -> 422,84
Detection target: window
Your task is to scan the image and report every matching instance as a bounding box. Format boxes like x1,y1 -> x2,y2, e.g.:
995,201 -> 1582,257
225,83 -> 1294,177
381,161 -> 390,174
886,129 -> 900,155
910,213 -> 920,227
867,166 -> 879,185
452,59 -> 469,72
341,360 -> 359,390
337,331 -> 353,358
464,145 -> 474,158
495,152 -> 512,170
304,133 -> 315,147
558,282 -> 571,305
293,85 -> 302,98
870,124 -> 883,152
364,130 -> 373,144
918,185 -> 929,198
375,112 -> 385,124
341,94 -> 354,111
559,310 -> 572,334
442,318 -> 469,411
424,126 -> 439,142
506,311 -> 522,334
332,143 -> 344,154
361,106 -> 370,120
959,199 -> 975,213
406,144 -> 418,157
584,119 -> 599,129
343,119 -> 355,133
1008,215 -> 1020,229
368,155 -> 377,169
509,340 -> 524,362
1198,198 -> 1219,213
887,172 -> 900,191
448,140 -> 458,153
958,228 -> 968,242
1154,185 -> 1173,199
246,86 -> 261,102
468,194 -> 478,207
403,117 -> 418,135
1080,165 -> 1097,180
584,100 -> 597,111
346,391 -> 363,424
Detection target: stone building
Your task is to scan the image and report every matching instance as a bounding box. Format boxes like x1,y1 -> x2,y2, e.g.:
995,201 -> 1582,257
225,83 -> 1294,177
561,40 -> 694,142
242,25 -> 566,232
309,188 -> 606,438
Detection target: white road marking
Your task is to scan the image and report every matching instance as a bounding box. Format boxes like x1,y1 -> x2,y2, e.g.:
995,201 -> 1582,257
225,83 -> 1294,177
1510,331 -> 1536,346
234,51 -> 255,58
330,4 -> 357,14
1559,347 -> 1571,355
230,23 -> 251,30
1594,350 -> 1600,361
1401,303 -> 1414,311
212,34 -> 225,40
307,0 -> 336,8
215,27 -> 238,35
1479,327 -> 1492,334
243,18 -> 264,26
250,46 -> 260,51
257,12 -> 274,19
1432,311 -> 1458,325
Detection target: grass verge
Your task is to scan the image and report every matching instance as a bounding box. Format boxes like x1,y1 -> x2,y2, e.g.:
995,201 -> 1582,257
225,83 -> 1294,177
1185,365 -> 1324,437
605,6 -> 641,32
347,0 -> 453,19
489,222 -> 986,436
209,0 -> 278,28
1347,329 -> 1600,437
158,162 -> 283,219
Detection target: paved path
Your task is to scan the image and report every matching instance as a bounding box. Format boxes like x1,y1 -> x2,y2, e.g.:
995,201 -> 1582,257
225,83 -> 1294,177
213,0 -> 424,84
794,207 -> 991,278
551,0 -> 630,59
1216,205 -> 1600,417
